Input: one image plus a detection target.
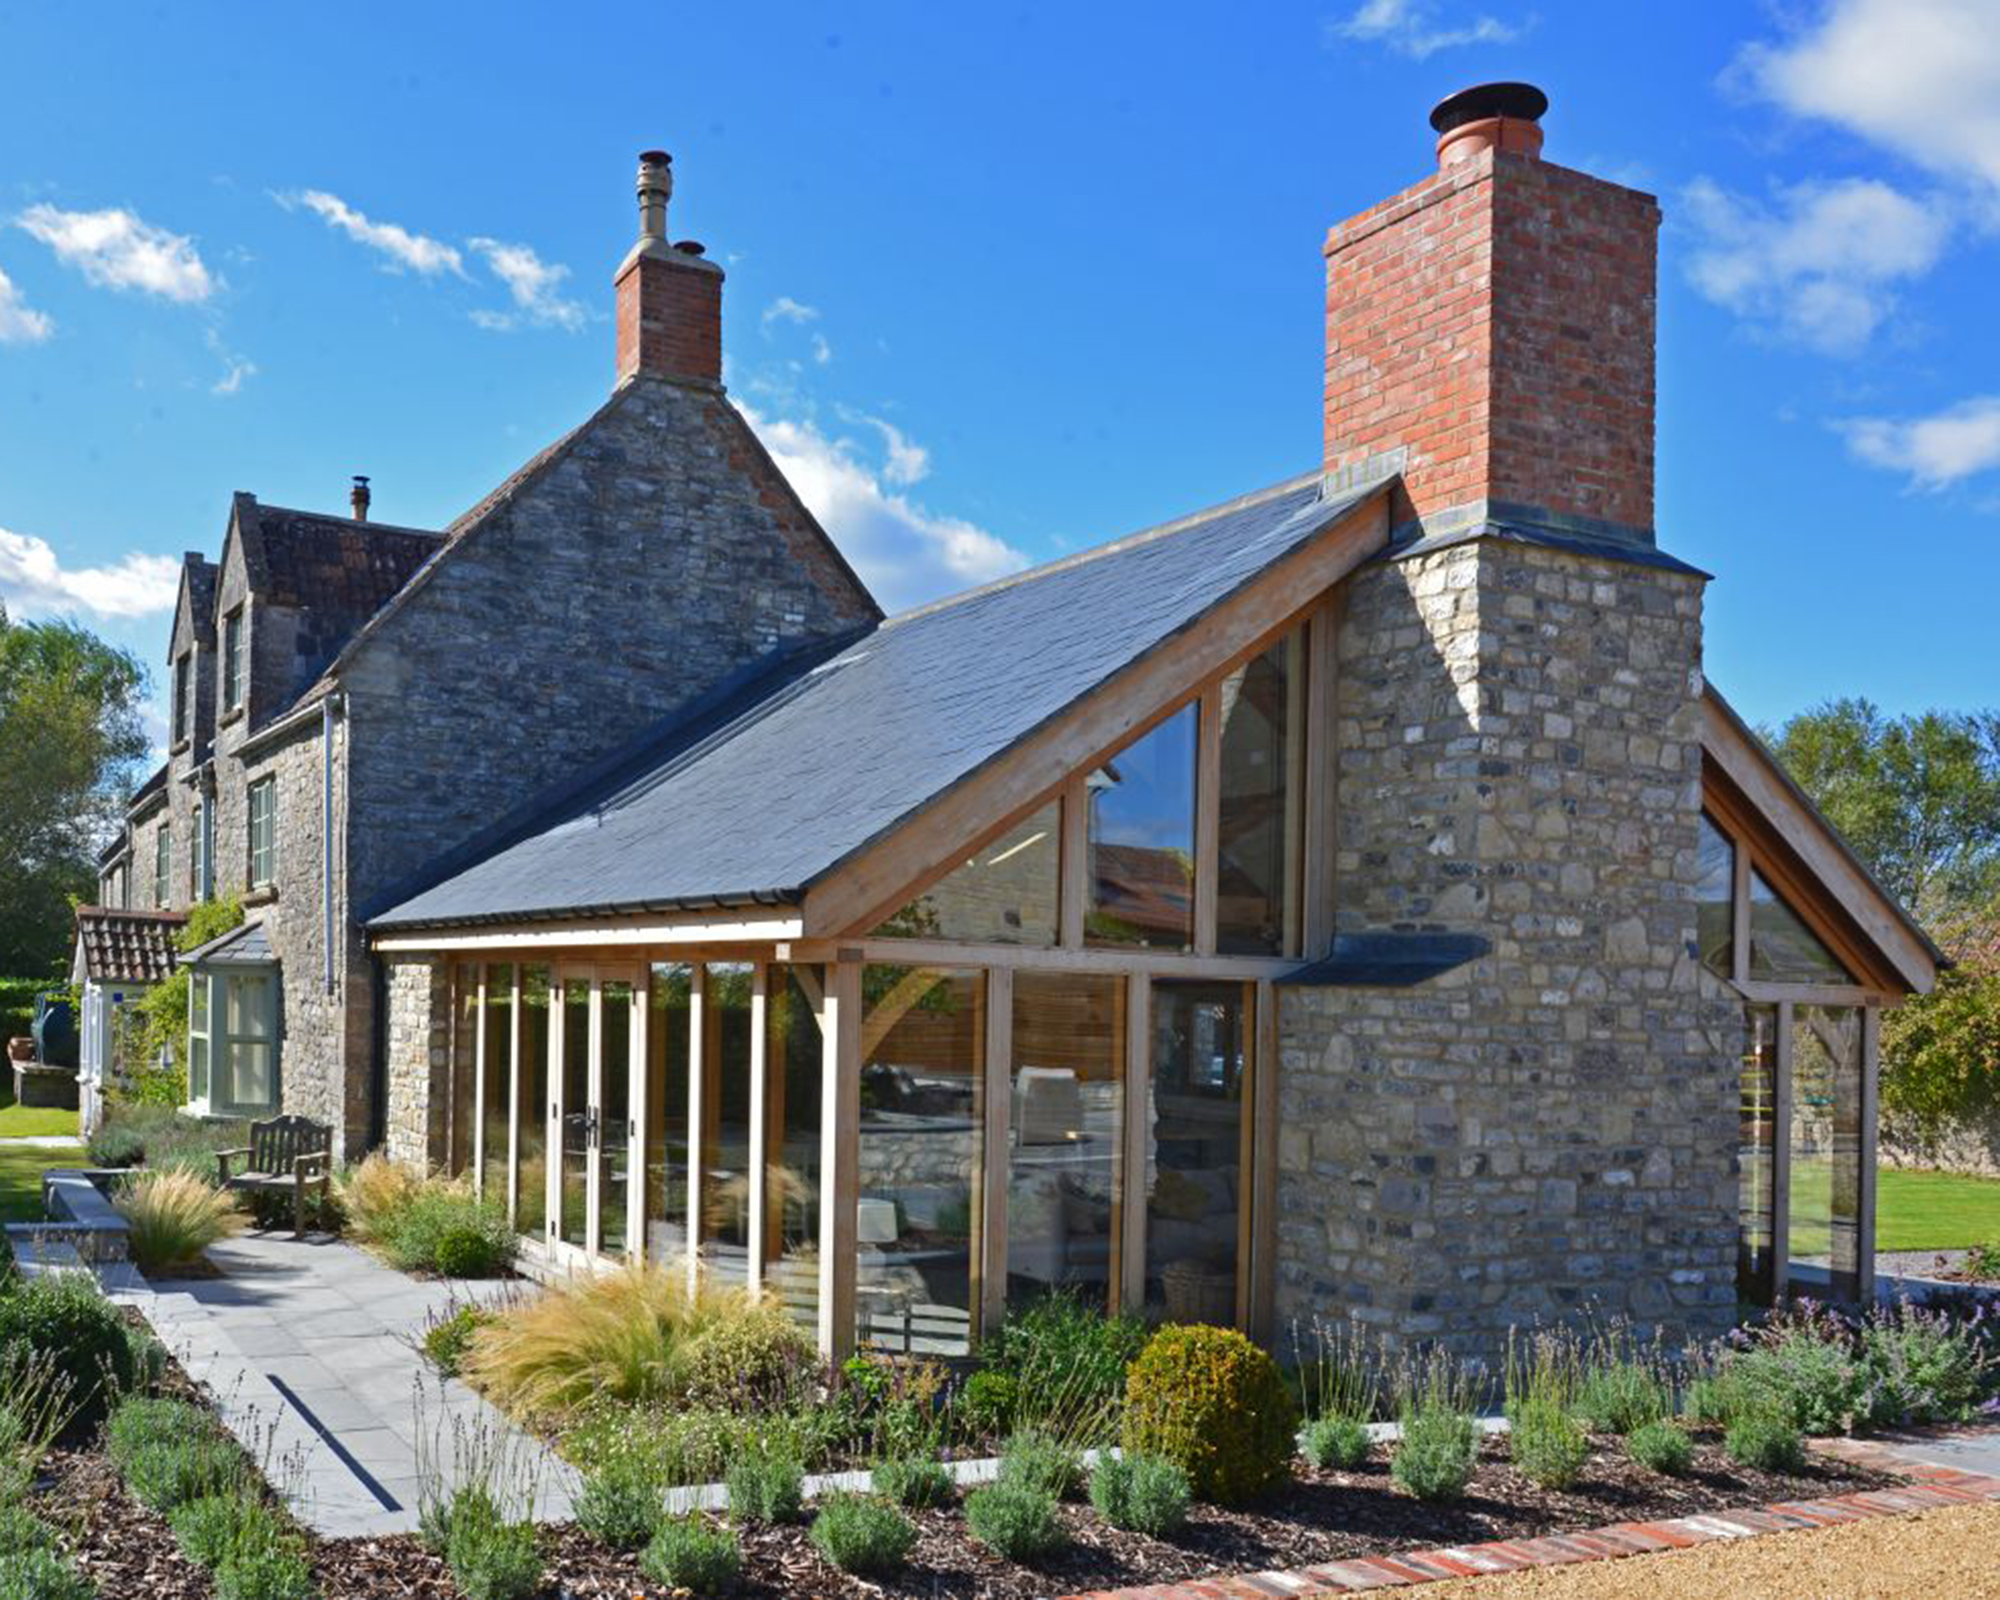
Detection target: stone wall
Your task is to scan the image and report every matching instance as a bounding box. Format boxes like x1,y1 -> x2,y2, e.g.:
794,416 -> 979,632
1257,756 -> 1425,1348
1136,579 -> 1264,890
382,953 -> 450,1170
1273,537 -> 1731,1365
341,370 -> 879,919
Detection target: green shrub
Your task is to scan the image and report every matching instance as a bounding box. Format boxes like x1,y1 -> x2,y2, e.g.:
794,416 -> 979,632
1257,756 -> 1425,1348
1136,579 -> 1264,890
1506,1396 -> 1589,1490
1682,1374 -> 1733,1427
964,1479 -> 1065,1562
1300,1415 -> 1371,1471
979,1290 -> 1147,1437
214,1529 -> 314,1600
0,1271 -> 137,1427
86,1103 -> 181,1167
0,1548 -> 93,1600
169,1493 -> 242,1566
1726,1340 -> 1866,1436
872,1452 -> 953,1509
954,1369 -> 1018,1440
1861,1300 -> 1993,1426
1089,1452 -> 1190,1536
641,1517 -> 742,1594
1122,1324 -> 1297,1506
1390,1407 -> 1476,1502
1574,1361 -> 1668,1436
443,1487 -> 541,1600
422,1303 -> 494,1379
123,1434 -> 242,1513
1724,1404 -> 1806,1473
1627,1420 -> 1693,1476
382,1191 -> 514,1279
809,1492 -> 917,1576
560,1403 -> 775,1491
725,1443 -> 804,1525
574,1453 -> 664,1550
106,1395 -> 202,1461
997,1429 -> 1083,1500
0,1508 -> 49,1557
674,1302 -> 818,1413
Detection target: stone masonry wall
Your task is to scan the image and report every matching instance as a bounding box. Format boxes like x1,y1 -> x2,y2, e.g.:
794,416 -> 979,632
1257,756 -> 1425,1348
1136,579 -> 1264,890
1274,538 -> 1731,1366
382,953 -> 450,1171
341,371 -> 879,921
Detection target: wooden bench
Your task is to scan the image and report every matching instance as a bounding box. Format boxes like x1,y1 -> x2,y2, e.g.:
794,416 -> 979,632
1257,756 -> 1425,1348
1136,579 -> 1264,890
215,1115 -> 333,1236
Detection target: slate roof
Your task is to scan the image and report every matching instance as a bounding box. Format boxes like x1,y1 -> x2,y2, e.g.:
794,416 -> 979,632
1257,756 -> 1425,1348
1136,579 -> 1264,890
182,555 -> 219,645
243,502 -> 441,618
73,907 -> 185,985
182,919 -> 275,966
373,472 -> 1382,929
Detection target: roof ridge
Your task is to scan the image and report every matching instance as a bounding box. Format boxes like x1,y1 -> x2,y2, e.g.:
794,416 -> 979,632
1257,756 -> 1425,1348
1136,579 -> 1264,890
253,503 -> 442,540
880,468 -> 1326,630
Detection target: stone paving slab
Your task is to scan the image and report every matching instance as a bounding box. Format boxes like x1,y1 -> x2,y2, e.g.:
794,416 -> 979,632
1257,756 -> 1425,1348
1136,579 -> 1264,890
1060,1428 -> 2000,1600
94,1234 -> 575,1538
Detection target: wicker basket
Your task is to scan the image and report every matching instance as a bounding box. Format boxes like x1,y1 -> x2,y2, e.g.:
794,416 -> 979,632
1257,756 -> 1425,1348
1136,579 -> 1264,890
1161,1259 -> 1235,1325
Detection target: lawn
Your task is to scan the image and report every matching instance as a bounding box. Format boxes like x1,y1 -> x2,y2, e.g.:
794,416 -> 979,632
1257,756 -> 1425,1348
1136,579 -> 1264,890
0,1140 -> 85,1224
1791,1160 -> 2000,1255
0,1091 -> 79,1139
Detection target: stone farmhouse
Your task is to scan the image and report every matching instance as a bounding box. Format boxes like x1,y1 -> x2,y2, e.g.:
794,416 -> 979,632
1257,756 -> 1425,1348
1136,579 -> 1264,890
90,84 -> 1941,1367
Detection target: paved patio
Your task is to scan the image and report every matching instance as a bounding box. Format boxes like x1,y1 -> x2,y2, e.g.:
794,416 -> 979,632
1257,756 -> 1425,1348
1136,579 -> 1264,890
98,1234 -> 576,1538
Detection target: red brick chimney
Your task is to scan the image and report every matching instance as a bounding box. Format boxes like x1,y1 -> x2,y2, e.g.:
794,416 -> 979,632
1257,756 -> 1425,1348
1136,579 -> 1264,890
614,150 -> 724,386
1324,84 -> 1660,539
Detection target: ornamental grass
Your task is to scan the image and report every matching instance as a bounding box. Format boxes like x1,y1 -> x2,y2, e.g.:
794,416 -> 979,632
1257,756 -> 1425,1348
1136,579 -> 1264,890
114,1170 -> 245,1275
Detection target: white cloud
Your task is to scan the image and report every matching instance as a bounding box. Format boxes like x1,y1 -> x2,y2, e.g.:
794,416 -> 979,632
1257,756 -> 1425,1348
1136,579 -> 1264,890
1839,396 -> 2000,489
16,204 -> 215,302
810,332 -> 833,366
0,527 -> 179,619
739,405 -> 1025,611
279,189 -> 465,277
0,267 -> 51,344
845,412 -> 929,487
467,237 -> 585,331
1326,0 -> 1521,59
761,295 -> 820,331
1735,0 -> 2000,199
204,327 -> 256,396
1681,175 -> 1950,353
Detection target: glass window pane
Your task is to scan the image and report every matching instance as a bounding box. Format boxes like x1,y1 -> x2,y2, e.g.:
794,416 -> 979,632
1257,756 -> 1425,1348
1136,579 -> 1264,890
449,965 -> 477,1176
1696,815 -> 1735,977
1217,634 -> 1304,955
599,980 -> 634,1258
1739,1004 -> 1777,1302
698,963 -> 754,1285
558,978 -> 591,1250
189,972 -> 208,1034
646,964 -> 693,1264
482,964 -> 515,1213
766,965 -> 823,1332
1750,870 -> 1852,984
515,966 -> 551,1240
1008,971 -> 1123,1309
1087,706 -> 1197,950
1788,1004 -> 1863,1300
228,1041 -> 271,1108
859,966 -> 982,1356
189,1037 -> 209,1103
226,974 -> 270,1040
875,804 -> 1059,946
1146,982 -> 1249,1321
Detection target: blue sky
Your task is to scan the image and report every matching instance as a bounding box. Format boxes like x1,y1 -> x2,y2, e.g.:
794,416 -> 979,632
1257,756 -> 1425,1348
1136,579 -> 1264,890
3,0 -> 1997,751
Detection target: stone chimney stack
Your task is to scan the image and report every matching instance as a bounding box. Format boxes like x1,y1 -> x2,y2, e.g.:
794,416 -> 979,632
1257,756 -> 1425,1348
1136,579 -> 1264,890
614,149 -> 725,387
1323,84 -> 1661,543
350,475 -> 371,522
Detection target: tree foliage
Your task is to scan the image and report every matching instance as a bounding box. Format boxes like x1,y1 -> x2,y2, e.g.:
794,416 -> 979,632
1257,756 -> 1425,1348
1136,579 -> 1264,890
123,894 -> 244,1104
0,605 -> 148,975
1767,698 -> 2000,924
1880,908 -> 2000,1155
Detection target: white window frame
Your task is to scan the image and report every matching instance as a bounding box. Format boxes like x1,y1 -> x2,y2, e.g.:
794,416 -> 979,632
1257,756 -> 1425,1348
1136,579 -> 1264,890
222,609 -> 244,712
247,777 -> 277,888
154,825 -> 171,909
172,652 -> 191,744
186,967 -> 280,1117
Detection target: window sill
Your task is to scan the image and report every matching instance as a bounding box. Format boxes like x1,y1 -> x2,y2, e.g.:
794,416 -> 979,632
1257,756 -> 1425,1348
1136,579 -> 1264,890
243,885 -> 278,907
170,737 -> 192,757
220,706 -> 245,729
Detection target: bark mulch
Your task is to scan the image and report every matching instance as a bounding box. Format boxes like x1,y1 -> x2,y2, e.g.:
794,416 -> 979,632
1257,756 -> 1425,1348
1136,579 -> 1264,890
37,1430 -> 1897,1600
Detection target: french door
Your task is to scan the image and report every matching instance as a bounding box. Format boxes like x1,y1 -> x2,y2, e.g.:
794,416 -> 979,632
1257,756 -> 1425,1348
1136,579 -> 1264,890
546,964 -> 641,1265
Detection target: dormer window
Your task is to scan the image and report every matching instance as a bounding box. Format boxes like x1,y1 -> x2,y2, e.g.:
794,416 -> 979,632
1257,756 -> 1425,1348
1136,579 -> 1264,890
154,824 -> 171,909
172,653 -> 192,744
223,609 -> 244,713
248,777 -> 277,888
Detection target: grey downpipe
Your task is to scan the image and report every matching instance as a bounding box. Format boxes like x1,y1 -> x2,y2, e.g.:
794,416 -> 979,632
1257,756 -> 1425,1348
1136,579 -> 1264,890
322,694 -> 338,995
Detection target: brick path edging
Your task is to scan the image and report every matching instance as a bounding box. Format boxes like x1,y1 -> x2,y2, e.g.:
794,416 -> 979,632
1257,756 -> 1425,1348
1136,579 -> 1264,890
1062,1430 -> 2000,1599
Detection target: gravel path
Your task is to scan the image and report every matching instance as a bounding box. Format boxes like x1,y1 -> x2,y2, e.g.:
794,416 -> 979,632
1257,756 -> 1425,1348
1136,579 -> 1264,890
1412,1501 -> 2000,1598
